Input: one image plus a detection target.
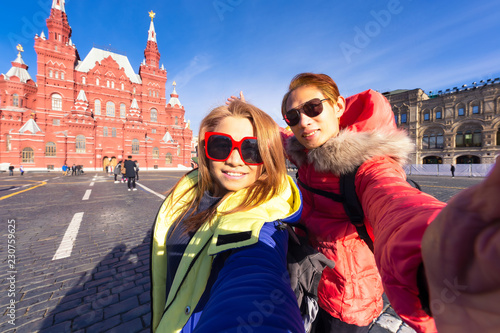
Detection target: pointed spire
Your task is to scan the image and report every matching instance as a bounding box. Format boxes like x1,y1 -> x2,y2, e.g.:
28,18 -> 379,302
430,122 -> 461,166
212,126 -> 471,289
167,81 -> 182,107
52,0 -> 66,12
40,31 -> 46,39
76,90 -> 87,102
148,11 -> 157,42
161,64 -> 165,70
5,46 -> 32,83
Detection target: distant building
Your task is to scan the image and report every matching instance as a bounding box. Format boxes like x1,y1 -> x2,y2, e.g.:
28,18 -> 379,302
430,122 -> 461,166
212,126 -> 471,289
0,0 -> 192,171
383,79 -> 500,164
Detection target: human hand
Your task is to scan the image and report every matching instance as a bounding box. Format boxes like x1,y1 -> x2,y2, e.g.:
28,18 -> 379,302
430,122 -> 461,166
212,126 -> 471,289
225,91 -> 245,104
421,157 -> 500,333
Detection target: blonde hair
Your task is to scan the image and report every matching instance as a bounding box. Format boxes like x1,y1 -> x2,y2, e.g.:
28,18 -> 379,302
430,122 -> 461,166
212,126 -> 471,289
169,100 -> 287,234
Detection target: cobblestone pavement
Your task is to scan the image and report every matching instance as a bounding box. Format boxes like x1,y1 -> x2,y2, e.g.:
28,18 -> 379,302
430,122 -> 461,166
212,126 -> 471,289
0,171 -> 483,332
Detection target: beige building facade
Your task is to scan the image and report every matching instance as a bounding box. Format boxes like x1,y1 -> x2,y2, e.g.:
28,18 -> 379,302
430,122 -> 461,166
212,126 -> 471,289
383,79 -> 500,165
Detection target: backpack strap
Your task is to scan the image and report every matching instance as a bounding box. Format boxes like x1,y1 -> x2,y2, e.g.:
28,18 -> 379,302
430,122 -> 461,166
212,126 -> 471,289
296,168 -> 374,252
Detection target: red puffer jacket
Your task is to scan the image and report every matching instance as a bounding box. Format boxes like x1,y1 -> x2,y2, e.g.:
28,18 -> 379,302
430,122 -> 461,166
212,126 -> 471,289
283,90 -> 446,332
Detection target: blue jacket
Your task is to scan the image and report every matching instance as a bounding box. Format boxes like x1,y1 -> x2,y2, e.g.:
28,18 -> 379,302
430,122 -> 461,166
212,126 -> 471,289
151,171 -> 304,332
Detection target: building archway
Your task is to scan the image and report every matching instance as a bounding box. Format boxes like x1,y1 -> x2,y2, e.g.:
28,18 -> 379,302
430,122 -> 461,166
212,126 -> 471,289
456,155 -> 480,164
423,156 -> 442,164
102,156 -> 111,171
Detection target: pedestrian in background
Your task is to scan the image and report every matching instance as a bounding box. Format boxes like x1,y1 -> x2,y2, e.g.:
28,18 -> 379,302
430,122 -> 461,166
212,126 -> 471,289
9,165 -> 14,176
71,164 -> 76,176
134,161 -> 140,181
450,164 -> 455,178
124,156 -> 137,191
62,164 -> 68,176
114,163 -> 122,183
20,165 -> 24,176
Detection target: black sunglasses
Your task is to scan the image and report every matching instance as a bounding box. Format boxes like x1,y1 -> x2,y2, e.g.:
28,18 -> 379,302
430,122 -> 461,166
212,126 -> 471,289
284,98 -> 328,126
204,132 -> 263,165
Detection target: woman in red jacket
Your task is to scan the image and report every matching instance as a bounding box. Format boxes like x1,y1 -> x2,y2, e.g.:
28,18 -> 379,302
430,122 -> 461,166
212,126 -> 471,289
279,73 -> 446,332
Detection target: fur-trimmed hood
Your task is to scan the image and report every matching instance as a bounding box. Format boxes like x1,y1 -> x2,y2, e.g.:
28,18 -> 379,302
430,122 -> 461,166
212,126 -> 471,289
286,128 -> 413,176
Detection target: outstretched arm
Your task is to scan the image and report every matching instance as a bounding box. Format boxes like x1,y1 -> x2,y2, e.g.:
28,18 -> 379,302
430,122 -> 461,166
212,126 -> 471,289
422,157 -> 500,333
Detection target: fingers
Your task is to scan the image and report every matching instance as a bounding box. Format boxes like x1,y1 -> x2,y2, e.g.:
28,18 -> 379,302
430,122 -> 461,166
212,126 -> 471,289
239,91 -> 246,103
225,91 -> 246,105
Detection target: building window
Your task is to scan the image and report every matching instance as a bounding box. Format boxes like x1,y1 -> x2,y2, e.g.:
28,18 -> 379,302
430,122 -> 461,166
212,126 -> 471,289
423,130 -> 444,149
132,139 -> 140,154
52,94 -> 62,111
177,145 -> 181,156
424,112 -> 430,121
472,130 -> 482,146
55,71 -> 59,79
49,70 -> 53,78
13,94 -> 19,107
133,86 -> 136,94
53,119 -> 60,126
121,83 -> 124,90
153,147 -> 159,159
436,109 -> 442,119
401,113 -> 407,123
103,126 -> 108,137
82,76 -> 86,84
151,108 -> 158,122
45,142 -> 56,156
120,103 -> 126,118
175,116 -> 179,125
394,114 -> 398,124
22,147 -> 34,163
112,127 -> 117,137
61,72 -> 65,80
111,81 -> 115,89
96,78 -> 100,86
107,80 -> 110,88
166,152 -> 172,164
94,99 -> 101,115
106,101 -> 115,117
458,107 -> 465,116
76,135 -> 86,153
6,134 -> 11,152
472,105 -> 479,114
149,89 -> 151,96
152,129 -> 156,134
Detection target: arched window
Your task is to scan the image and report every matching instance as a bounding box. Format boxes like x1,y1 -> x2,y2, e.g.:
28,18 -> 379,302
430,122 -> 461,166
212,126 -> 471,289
175,116 -> 179,125
52,94 -> 62,111
49,70 -> 53,78
103,126 -> 108,137
423,109 -> 430,121
177,145 -> 181,156
132,139 -> 139,154
13,94 -> 19,107
96,78 -> 100,86
153,147 -> 159,159
45,142 -> 56,156
435,107 -> 442,119
121,83 -> 124,90
120,103 -> 126,118
82,76 -> 86,84
106,101 -> 115,117
111,81 -> 115,89
55,71 -> 59,79
22,147 -> 34,163
94,99 -> 101,115
61,72 -> 65,80
472,103 -> 480,114
457,104 -> 465,116
150,108 -> 158,122
107,80 -> 110,88
133,86 -> 136,94
166,152 -> 172,164
76,135 -> 86,153
400,113 -> 407,123
112,127 -> 117,137
422,128 -> 444,149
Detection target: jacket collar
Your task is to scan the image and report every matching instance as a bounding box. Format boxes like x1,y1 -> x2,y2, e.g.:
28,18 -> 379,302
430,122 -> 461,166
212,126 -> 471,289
286,128 -> 413,176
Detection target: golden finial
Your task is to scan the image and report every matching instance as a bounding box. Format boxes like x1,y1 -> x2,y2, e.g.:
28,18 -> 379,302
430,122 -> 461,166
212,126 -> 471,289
172,81 -> 176,87
16,44 -> 24,55
149,10 -> 156,21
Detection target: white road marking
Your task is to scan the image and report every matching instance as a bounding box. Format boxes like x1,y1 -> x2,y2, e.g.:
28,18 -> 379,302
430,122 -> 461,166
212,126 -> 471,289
89,182 -> 94,187
53,212 -> 84,260
136,182 -> 166,200
82,189 -> 92,200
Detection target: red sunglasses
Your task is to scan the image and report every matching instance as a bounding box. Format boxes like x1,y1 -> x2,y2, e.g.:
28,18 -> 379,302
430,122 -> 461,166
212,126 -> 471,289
204,132 -> 263,165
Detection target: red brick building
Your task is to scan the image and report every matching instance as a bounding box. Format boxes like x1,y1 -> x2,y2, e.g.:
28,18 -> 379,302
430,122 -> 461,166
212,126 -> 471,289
0,0 -> 193,171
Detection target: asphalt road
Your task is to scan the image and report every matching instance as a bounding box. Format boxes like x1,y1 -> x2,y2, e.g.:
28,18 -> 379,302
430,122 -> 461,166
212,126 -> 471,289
0,171 -> 484,333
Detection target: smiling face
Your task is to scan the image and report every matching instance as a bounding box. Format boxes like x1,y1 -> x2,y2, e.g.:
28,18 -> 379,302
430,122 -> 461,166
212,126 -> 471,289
285,85 -> 345,149
208,116 -> 263,197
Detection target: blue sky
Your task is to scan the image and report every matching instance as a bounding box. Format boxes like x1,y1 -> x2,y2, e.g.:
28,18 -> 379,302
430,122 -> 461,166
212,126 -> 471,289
1,0 -> 500,134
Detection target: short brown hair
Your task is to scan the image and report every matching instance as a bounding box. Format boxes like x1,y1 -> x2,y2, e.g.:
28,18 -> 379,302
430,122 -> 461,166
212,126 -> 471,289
281,73 -> 341,116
